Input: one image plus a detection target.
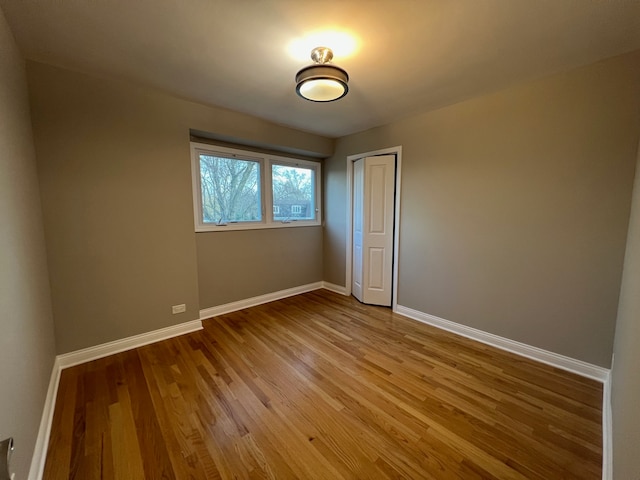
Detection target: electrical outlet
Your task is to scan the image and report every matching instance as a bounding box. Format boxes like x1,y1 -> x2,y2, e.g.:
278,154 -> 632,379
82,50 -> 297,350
172,304 -> 186,314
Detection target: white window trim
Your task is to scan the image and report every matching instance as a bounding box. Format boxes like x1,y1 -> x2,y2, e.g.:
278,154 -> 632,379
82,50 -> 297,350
191,142 -> 321,232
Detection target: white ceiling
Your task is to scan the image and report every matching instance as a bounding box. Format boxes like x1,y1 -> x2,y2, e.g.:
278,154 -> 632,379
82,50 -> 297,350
2,0 -> 640,138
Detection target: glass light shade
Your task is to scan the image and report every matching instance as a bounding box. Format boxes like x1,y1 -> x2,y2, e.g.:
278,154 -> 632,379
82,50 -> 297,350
299,78 -> 346,102
295,63 -> 349,102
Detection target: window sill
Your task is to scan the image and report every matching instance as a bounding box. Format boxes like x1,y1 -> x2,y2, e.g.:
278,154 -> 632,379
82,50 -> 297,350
195,221 -> 321,233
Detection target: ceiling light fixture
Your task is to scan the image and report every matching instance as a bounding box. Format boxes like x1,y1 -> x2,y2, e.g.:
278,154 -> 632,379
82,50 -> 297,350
295,47 -> 349,102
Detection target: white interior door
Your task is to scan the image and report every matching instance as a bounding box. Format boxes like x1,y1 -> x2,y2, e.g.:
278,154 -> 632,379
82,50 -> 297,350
351,155 -> 395,306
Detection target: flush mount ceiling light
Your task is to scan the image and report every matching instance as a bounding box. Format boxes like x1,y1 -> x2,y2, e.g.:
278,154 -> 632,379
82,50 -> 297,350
295,47 -> 349,102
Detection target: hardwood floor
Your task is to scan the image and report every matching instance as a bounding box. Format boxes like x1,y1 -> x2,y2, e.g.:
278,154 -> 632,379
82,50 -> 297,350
44,289 -> 603,479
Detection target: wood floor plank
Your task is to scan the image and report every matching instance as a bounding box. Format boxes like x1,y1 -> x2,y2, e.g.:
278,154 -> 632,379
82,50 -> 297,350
44,289 -> 603,479
123,350 -> 176,479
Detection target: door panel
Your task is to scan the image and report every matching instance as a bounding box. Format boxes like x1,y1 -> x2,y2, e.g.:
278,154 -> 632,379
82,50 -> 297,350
352,155 -> 395,306
368,247 -> 385,290
368,164 -> 387,233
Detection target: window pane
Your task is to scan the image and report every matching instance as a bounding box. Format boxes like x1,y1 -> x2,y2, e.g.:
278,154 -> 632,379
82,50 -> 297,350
271,164 -> 315,221
199,154 -> 261,223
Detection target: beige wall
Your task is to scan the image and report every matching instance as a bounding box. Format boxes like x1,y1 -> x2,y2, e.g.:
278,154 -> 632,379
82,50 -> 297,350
27,61 -> 332,354
324,51 -> 640,367
0,9 -> 56,479
611,141 -> 640,479
197,227 -> 323,307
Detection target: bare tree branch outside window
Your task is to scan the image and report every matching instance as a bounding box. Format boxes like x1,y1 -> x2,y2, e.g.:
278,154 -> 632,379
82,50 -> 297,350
199,155 -> 261,223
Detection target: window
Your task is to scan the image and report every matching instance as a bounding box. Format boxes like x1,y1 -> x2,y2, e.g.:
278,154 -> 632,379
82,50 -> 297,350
198,154 -> 261,224
272,163 -> 315,221
191,142 -> 321,231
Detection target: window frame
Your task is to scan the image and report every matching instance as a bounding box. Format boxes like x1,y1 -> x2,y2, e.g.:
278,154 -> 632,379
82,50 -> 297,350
191,142 -> 321,232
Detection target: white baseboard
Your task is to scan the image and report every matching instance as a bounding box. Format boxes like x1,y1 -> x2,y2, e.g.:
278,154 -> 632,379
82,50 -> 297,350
395,305 -> 610,382
199,282 -> 323,319
57,318 -> 203,369
602,371 -> 612,480
28,358 -> 61,480
322,281 -> 348,295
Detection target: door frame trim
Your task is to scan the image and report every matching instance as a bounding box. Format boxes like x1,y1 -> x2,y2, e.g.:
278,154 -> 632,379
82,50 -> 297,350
345,146 -> 402,310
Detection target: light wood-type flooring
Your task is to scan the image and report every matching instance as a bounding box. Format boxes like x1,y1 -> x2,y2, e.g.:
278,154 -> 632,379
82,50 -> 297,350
44,289 -> 603,479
